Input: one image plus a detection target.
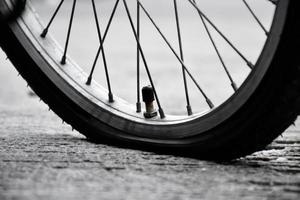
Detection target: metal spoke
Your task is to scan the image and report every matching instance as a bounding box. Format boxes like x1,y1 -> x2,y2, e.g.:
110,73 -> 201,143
137,0 -> 214,109
136,1 -> 141,113
267,0 -> 277,5
192,0 -> 237,91
187,0 -> 254,69
123,0 -> 166,118
86,0 -> 114,102
86,0 -> 120,102
173,0 -> 193,115
243,0 -> 268,35
61,0 -> 77,65
41,0 -> 65,38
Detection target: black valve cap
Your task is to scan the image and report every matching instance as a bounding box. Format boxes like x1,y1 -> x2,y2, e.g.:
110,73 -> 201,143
142,86 -> 155,102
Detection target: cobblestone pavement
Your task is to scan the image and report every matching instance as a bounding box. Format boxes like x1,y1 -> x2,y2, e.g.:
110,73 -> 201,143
0,47 -> 300,200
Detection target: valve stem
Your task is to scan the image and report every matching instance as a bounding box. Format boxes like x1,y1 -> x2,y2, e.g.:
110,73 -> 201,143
142,86 -> 158,118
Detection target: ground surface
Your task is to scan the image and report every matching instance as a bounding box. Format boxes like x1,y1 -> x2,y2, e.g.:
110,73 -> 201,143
0,49 -> 300,200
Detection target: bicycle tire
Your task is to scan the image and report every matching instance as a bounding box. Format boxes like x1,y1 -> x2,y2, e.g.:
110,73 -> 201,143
0,0 -> 299,160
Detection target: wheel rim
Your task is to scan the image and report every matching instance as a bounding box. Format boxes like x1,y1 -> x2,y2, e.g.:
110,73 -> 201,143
6,0 -> 289,139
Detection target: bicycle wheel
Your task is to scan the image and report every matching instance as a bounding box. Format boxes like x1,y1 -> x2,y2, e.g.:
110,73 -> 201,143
0,0 -> 299,159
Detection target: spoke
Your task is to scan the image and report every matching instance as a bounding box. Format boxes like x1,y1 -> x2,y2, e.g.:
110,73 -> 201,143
123,0 -> 166,118
267,0 -> 277,5
86,0 -> 114,102
187,0 -> 254,69
136,2 -> 141,113
192,0 -> 237,91
41,0 -> 65,38
61,0 -> 77,65
86,0 -> 120,101
242,0 -> 268,35
137,0 -> 214,109
173,0 -> 193,115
